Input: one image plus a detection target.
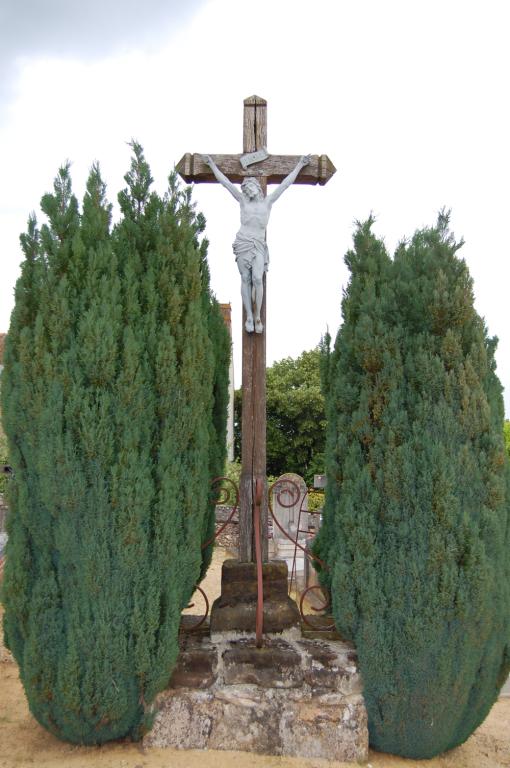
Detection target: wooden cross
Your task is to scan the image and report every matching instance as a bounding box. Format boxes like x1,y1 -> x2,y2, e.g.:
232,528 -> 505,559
177,95 -> 335,563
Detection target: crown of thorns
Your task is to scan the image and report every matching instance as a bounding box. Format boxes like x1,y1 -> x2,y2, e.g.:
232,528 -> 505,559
241,177 -> 262,190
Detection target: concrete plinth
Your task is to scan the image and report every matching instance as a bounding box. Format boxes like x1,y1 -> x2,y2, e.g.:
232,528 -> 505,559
145,632 -> 368,762
210,559 -> 301,635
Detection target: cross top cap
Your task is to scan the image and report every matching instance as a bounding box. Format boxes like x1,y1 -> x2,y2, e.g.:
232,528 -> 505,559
243,95 -> 267,106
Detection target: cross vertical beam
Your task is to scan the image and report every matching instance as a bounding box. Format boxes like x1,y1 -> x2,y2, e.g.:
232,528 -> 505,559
176,95 -> 336,571
239,96 -> 268,562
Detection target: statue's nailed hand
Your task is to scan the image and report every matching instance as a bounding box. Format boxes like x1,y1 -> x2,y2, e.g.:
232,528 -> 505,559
202,154 -> 213,166
300,155 -> 311,167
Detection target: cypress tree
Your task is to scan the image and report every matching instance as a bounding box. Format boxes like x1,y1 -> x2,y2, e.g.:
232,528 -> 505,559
1,145 -> 229,744
315,214 -> 510,758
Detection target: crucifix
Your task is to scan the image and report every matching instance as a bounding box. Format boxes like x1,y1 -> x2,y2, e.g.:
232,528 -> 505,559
177,96 -> 335,567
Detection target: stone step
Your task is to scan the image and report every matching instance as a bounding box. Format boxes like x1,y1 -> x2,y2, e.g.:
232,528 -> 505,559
210,559 -> 301,634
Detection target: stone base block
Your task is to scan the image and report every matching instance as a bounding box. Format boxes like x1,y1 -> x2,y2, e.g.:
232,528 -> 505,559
145,633 -> 368,762
210,559 -> 301,634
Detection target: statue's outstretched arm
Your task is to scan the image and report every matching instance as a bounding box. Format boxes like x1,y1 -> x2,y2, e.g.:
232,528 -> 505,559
202,155 -> 243,202
267,155 -> 311,204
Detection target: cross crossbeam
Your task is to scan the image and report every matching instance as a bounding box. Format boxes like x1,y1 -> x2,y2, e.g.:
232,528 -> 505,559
176,153 -> 336,186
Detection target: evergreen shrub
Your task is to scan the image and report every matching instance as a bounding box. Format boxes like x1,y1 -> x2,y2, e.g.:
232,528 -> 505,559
315,214 -> 510,758
1,144 -> 229,744
0,414 -> 8,494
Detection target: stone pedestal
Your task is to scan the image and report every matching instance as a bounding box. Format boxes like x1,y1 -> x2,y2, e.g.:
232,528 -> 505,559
145,633 -> 368,762
210,558 -> 300,635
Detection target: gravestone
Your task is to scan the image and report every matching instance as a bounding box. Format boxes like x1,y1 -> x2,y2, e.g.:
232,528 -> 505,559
272,473 -> 308,573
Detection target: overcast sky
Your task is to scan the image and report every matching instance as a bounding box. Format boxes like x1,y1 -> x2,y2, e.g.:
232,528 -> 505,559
1,0 -> 509,412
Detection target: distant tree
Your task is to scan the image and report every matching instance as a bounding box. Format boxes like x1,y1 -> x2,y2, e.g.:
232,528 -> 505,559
1,146 -> 229,744
315,215 -> 510,759
233,348 -> 326,484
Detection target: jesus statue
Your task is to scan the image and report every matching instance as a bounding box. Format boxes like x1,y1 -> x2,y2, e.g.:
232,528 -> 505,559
202,154 -> 311,333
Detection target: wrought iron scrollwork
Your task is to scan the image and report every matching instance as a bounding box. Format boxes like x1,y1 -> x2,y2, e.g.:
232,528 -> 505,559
268,476 -> 333,630
200,476 -> 240,551
182,474 -> 334,635
183,586 -> 210,631
181,476 -> 239,632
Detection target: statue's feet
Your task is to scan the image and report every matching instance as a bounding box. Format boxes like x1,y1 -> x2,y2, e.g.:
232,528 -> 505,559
245,318 -> 254,333
255,319 -> 263,334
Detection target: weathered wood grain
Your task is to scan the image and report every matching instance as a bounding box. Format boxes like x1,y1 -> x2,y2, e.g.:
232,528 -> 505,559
243,95 -> 267,154
176,153 -> 336,186
239,277 -> 268,562
239,97 -> 268,562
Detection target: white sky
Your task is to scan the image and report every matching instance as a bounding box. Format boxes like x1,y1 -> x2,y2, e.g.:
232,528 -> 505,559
1,0 -> 509,413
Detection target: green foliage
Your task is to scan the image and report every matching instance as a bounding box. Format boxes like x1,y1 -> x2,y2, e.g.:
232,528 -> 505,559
223,459 -> 241,489
199,266 -> 230,578
315,214 -> 510,758
1,145 -> 229,745
234,348 -> 326,485
504,421 -> 510,458
307,489 -> 324,512
0,407 -> 8,495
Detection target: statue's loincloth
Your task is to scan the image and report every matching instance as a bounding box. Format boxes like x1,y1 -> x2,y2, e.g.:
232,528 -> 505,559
232,232 -> 269,274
